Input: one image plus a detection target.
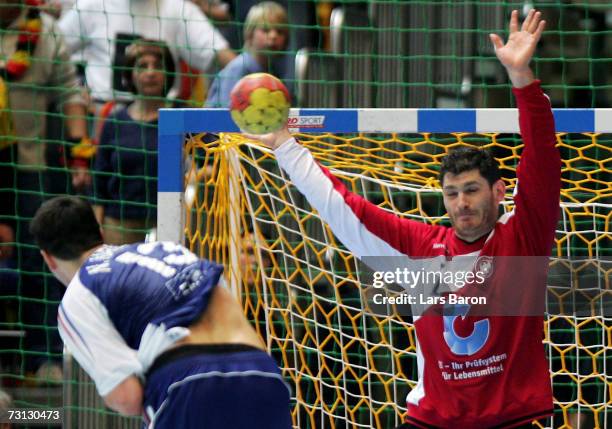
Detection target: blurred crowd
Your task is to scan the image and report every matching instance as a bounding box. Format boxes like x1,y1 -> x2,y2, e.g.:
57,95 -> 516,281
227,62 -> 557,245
0,5 -> 609,429
0,0 -> 319,387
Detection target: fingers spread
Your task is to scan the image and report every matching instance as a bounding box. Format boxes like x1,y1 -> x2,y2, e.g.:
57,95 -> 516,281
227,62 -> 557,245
489,33 -> 504,51
521,9 -> 535,32
533,20 -> 546,42
527,11 -> 542,33
509,9 -> 519,33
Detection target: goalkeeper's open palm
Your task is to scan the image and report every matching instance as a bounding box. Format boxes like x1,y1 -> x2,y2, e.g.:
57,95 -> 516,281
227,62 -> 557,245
242,126 -> 293,150
490,9 -> 545,73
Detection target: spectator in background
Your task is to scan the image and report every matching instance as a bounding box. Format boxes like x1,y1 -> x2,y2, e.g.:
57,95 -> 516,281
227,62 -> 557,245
198,0 -> 318,94
0,0 -> 90,380
39,0 -> 74,19
0,76 -> 18,335
92,39 -> 173,245
194,0 -> 232,24
206,1 -> 289,107
57,0 -> 235,108
196,0 -> 318,54
0,77 -> 14,265
0,389 -> 13,429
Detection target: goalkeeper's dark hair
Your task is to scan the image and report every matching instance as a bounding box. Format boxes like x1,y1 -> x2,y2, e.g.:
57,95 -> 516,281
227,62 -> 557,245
30,196 -> 103,260
439,147 -> 501,187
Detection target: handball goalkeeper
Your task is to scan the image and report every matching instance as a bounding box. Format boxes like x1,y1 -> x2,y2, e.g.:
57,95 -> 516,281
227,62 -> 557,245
249,9 -> 561,428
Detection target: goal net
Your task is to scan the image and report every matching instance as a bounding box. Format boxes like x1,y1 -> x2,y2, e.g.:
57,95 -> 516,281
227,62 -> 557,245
158,108 -> 611,429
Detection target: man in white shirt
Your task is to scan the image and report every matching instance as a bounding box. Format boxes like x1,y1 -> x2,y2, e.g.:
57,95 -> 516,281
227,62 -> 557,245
58,0 -> 235,102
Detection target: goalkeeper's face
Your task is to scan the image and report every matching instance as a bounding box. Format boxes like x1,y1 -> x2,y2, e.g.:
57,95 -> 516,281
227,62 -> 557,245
442,169 -> 505,242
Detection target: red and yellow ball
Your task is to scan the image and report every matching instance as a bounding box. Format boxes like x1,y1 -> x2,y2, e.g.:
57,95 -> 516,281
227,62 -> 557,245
229,73 -> 291,135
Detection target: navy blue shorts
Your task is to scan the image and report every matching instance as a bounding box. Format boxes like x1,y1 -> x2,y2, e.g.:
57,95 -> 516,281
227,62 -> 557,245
143,344 -> 292,429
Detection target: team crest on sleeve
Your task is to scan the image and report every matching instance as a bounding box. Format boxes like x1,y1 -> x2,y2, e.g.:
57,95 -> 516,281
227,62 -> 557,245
473,256 -> 494,280
164,263 -> 205,300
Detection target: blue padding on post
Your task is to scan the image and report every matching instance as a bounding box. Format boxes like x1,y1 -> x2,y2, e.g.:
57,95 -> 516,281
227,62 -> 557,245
552,109 -> 594,133
159,109 -> 241,133
158,109 -> 184,134
158,109 -> 184,193
164,108 -> 360,133
418,110 -> 476,133
157,133 -> 182,192
162,108 -> 605,134
184,109 -> 240,133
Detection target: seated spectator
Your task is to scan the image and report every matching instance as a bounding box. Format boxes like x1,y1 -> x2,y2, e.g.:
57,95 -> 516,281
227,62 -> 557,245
93,39 -> 173,245
206,1 -> 289,107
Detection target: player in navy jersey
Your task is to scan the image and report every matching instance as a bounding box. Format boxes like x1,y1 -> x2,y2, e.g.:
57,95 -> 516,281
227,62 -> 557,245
30,196 -> 292,429
248,9 -> 560,429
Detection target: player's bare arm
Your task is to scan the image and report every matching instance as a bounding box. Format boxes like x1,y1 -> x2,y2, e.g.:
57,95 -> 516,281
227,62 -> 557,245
103,375 -> 143,416
490,9 -> 545,88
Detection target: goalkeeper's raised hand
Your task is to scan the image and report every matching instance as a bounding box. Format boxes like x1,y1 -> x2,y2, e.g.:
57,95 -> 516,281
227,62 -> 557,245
242,125 -> 293,150
489,9 -> 546,88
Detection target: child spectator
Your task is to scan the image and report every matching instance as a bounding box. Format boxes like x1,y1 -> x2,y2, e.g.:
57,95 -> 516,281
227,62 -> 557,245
206,1 -> 289,107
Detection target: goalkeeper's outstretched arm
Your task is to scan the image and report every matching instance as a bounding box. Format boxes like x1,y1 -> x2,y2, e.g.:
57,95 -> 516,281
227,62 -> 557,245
247,129 -> 440,261
489,9 -> 545,89
249,9 -> 558,260
491,9 -> 561,254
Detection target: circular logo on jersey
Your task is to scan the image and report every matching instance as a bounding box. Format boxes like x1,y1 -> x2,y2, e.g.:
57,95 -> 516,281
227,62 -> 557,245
473,256 -> 494,280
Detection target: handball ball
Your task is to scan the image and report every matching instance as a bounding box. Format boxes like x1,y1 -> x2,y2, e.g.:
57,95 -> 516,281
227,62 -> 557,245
229,73 -> 291,135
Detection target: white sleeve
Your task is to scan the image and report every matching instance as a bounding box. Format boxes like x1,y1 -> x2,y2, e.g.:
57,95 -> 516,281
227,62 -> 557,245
58,276 -> 143,396
274,138 -> 408,259
176,1 -> 229,71
57,3 -> 87,54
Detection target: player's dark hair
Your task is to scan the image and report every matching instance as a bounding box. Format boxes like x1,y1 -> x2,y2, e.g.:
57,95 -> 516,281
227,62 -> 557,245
439,147 -> 501,186
30,196 -> 103,260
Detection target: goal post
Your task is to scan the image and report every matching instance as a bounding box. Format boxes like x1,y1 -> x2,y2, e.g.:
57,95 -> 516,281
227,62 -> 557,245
157,107 -> 611,428
157,107 -> 611,242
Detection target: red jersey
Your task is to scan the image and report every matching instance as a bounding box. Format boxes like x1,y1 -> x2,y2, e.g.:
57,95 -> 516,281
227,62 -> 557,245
274,81 -> 561,428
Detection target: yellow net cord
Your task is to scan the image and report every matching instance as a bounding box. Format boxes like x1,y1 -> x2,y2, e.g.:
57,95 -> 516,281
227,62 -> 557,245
184,131 -> 610,429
